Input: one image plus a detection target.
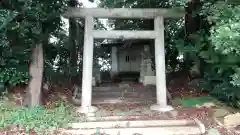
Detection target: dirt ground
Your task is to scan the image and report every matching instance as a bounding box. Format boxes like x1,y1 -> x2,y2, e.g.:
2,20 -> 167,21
5,75 -> 239,135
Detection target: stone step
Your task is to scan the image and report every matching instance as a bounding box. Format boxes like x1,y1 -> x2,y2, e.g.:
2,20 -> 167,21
69,119 -> 196,129
81,90 -> 153,93
72,97 -> 155,104
63,118 -> 206,135
92,88 -> 153,92
77,91 -> 155,97
93,86 -> 118,91
62,126 -> 204,135
90,86 -> 155,92
85,115 -> 168,122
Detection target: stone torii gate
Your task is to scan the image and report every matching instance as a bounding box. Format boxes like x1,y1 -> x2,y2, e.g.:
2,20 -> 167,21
64,8 -> 184,114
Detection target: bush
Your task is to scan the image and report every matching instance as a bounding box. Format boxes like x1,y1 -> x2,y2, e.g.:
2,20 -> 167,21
0,100 -> 74,134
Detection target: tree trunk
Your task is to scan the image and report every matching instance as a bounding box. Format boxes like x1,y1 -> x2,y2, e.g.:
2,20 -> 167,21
24,44 -> 44,107
184,0 -> 202,75
76,21 -> 84,72
69,18 -> 77,68
68,0 -> 79,84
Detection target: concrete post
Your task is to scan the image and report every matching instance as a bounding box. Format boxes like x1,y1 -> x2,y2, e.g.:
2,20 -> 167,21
150,16 -> 173,112
78,16 -> 98,114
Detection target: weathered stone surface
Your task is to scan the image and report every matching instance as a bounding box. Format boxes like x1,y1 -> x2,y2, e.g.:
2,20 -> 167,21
214,108 -> 230,118
224,113 -> 240,128
207,128 -> 222,135
64,8 -> 185,19
171,98 -> 182,107
235,125 -> 240,134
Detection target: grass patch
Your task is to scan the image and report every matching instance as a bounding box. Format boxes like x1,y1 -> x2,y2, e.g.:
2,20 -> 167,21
181,96 -> 217,108
0,99 -> 75,134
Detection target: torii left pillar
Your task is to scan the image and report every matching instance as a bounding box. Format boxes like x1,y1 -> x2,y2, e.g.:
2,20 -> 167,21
77,16 -> 98,114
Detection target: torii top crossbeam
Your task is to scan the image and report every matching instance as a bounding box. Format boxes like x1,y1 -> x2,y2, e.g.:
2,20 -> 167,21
63,7 -> 185,18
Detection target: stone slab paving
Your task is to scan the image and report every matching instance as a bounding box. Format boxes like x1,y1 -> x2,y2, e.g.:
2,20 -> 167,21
62,126 -> 204,135
207,128 -> 222,135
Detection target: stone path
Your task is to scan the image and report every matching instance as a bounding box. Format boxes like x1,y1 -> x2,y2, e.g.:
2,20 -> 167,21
66,107 -> 211,135
70,84 -> 240,135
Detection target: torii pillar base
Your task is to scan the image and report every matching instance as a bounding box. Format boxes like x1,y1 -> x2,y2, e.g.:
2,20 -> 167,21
76,106 -> 98,115
150,104 -> 174,112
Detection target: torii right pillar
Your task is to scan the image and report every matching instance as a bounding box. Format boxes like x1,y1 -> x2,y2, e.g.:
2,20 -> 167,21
150,16 -> 174,112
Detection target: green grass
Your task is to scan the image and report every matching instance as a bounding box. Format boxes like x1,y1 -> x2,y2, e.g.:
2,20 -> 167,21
181,96 -> 217,108
0,99 -> 75,134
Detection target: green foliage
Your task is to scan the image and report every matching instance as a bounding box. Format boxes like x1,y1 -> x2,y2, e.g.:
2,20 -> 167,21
198,75 -> 240,108
208,3 -> 240,56
0,69 -> 30,86
0,10 -> 29,89
0,0 -> 68,89
0,100 -> 74,133
206,3 -> 240,88
0,10 -> 18,31
179,1 -> 240,107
